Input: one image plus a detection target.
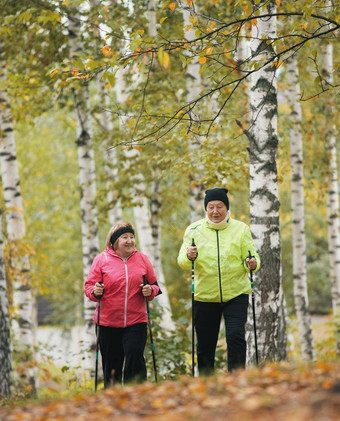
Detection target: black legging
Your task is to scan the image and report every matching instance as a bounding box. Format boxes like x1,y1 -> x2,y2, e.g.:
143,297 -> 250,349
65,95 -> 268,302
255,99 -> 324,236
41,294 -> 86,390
98,322 -> 147,387
194,294 -> 249,375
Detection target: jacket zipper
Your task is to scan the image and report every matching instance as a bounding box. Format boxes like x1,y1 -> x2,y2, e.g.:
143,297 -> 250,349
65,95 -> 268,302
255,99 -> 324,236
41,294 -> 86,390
123,259 -> 128,327
216,230 -> 223,302
111,251 -> 135,328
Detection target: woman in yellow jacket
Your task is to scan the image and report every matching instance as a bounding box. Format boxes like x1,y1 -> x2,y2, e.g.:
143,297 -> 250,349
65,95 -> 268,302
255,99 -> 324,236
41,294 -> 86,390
178,188 -> 260,374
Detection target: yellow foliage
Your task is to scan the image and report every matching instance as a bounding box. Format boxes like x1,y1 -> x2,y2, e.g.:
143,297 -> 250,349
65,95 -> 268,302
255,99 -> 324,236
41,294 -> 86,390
101,46 -> 111,56
163,51 -> 170,69
50,69 -> 59,78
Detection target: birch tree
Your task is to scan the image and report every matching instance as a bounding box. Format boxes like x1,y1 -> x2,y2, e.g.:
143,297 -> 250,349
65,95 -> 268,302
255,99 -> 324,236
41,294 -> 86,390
183,6 -> 205,222
321,22 -> 340,355
0,212 -> 11,398
130,0 -> 174,330
246,0 -> 286,362
0,59 -> 36,392
68,13 -> 100,371
286,53 -> 315,360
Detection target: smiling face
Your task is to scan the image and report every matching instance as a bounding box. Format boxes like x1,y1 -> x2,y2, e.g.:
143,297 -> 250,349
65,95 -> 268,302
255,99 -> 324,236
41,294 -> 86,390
206,200 -> 228,223
114,233 -> 136,258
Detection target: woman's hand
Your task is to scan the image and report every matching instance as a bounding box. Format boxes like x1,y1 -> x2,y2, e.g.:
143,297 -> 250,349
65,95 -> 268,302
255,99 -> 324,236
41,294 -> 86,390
93,282 -> 104,298
141,284 -> 152,297
187,246 -> 197,261
246,257 -> 257,271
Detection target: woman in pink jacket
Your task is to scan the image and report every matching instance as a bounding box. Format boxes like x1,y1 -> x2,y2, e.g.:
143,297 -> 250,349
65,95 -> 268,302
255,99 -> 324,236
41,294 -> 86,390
85,221 -> 160,386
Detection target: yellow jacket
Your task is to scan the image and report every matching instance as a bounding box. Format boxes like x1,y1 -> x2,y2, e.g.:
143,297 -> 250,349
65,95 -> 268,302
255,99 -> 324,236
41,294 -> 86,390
177,218 -> 260,302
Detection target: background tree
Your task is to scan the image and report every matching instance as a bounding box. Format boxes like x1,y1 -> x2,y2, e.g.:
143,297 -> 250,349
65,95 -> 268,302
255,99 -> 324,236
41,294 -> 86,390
286,52 -> 315,360
0,212 -> 11,398
68,6 -> 100,371
0,55 -> 36,392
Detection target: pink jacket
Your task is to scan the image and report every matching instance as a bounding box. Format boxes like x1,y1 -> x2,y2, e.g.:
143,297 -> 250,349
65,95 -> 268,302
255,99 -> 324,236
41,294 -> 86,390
84,248 -> 159,328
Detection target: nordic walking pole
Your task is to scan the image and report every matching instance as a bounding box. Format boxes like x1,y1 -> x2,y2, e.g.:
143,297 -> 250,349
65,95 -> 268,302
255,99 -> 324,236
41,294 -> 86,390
191,238 -> 196,377
143,275 -> 158,383
248,251 -> 259,366
95,281 -> 103,392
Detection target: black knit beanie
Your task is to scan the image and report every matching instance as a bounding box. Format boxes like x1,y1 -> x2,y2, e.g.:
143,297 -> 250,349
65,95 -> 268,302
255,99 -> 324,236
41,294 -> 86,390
204,188 -> 229,210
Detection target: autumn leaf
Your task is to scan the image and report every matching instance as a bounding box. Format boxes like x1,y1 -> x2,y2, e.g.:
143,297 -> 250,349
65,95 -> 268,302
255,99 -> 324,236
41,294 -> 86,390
187,0 -> 192,6
102,46 -> 111,56
199,56 -> 207,64
71,68 -> 79,77
252,18 -> 257,26
50,69 -> 59,78
163,51 -> 170,69
206,47 -> 213,55
169,2 -> 176,11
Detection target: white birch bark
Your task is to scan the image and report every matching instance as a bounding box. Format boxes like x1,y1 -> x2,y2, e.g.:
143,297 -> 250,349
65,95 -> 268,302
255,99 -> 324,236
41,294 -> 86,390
183,7 -> 205,222
321,36 -> 340,355
286,54 -> 315,360
0,213 -> 12,397
100,81 -> 123,225
123,0 -> 174,330
0,60 -> 35,391
89,0 -> 122,226
68,16 -> 100,371
247,0 -> 286,363
130,168 -> 174,330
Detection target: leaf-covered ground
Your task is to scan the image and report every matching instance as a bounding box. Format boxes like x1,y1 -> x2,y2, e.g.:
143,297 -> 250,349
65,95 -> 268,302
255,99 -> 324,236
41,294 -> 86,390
1,361 -> 340,420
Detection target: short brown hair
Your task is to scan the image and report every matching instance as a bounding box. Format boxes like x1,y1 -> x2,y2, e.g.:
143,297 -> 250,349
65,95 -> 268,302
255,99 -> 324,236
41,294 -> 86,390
105,221 -> 135,249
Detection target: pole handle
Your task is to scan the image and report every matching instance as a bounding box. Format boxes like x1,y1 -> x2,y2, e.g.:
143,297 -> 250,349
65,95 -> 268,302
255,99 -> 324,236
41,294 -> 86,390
247,250 -> 254,274
97,281 -> 104,298
143,275 -> 148,286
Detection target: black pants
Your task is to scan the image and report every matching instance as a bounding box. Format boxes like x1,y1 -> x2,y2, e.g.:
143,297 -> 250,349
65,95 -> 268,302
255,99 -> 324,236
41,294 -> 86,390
98,323 -> 147,387
194,294 -> 249,375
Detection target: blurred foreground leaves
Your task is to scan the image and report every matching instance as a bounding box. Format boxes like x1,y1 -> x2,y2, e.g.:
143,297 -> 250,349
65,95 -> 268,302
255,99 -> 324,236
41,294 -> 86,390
1,361 -> 340,420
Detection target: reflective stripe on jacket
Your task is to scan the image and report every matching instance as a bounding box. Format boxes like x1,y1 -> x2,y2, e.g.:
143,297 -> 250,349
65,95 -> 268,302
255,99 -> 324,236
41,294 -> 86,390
177,218 -> 261,302
84,248 -> 159,328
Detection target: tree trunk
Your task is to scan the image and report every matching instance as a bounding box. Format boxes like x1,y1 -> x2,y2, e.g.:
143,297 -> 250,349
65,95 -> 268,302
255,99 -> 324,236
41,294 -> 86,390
100,81 -> 122,225
150,179 -> 175,330
183,6 -> 205,222
127,0 -> 175,331
247,0 -> 286,363
286,54 -> 315,360
0,60 -> 36,392
321,34 -> 340,356
68,16 -> 100,372
0,212 -> 12,398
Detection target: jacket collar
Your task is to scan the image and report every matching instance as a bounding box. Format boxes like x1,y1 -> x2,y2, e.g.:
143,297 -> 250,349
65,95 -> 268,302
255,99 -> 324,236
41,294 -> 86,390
205,211 -> 231,230
105,247 -> 137,259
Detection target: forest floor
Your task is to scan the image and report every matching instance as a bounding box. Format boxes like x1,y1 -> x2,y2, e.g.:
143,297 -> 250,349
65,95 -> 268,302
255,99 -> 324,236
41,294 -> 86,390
1,360 -> 340,421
